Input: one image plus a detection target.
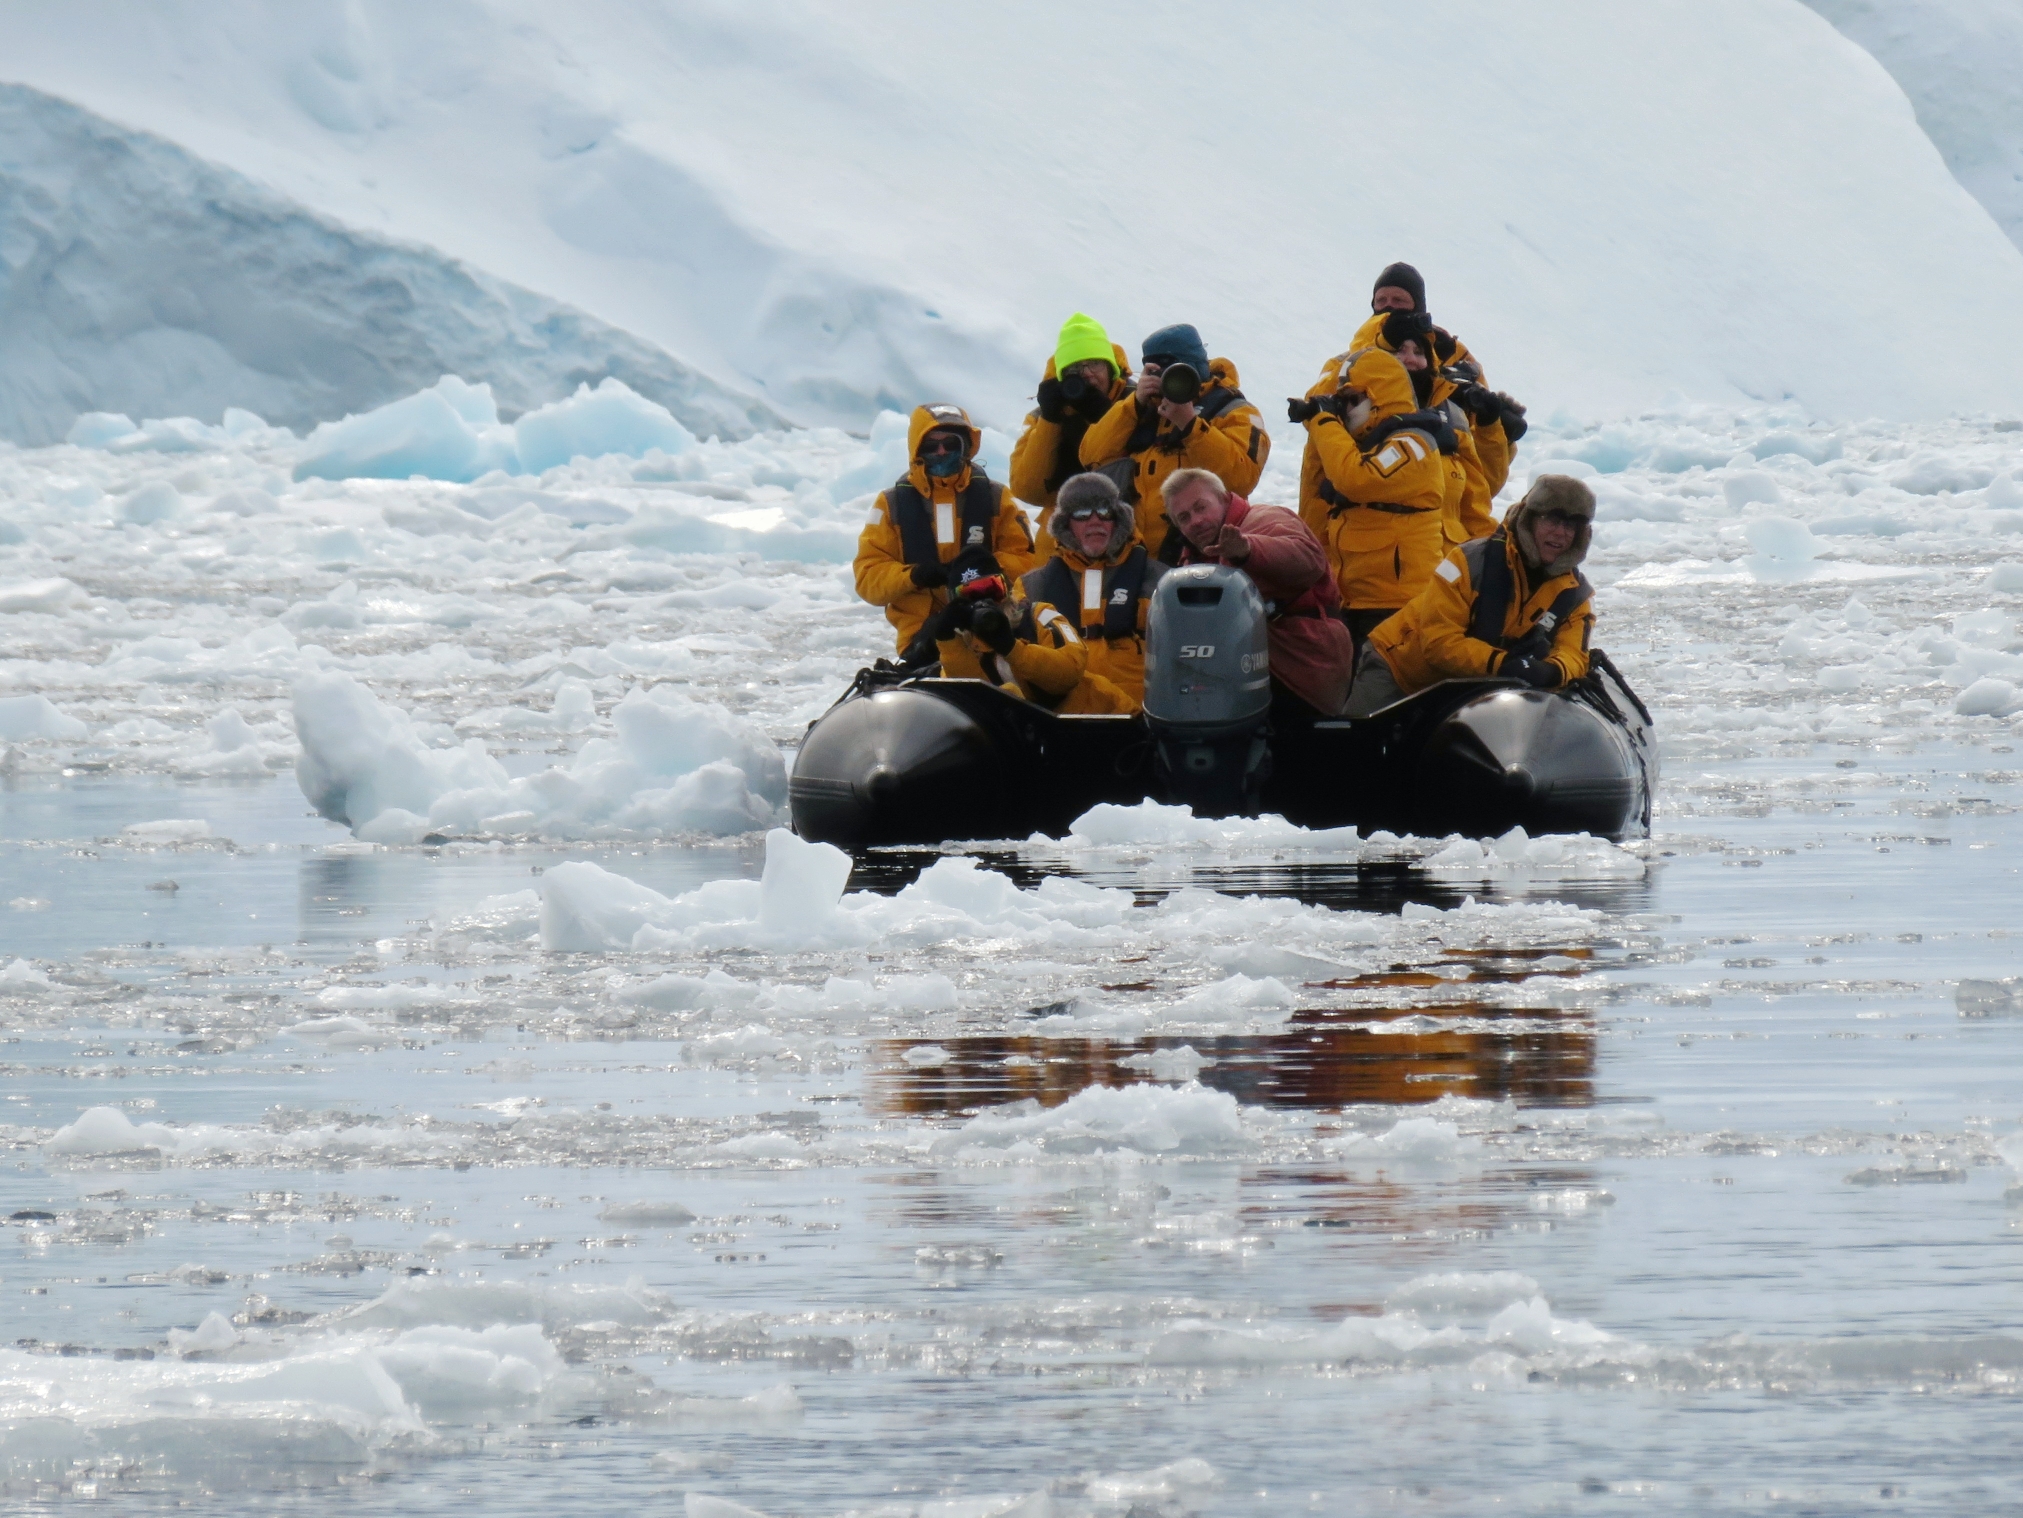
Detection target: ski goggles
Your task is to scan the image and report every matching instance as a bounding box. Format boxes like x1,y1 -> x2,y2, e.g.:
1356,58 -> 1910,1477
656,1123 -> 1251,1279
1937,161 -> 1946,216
1063,504 -> 1119,522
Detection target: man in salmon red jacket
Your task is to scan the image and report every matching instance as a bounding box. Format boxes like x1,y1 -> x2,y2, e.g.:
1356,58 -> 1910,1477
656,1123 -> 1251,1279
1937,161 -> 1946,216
1161,467 -> 1354,721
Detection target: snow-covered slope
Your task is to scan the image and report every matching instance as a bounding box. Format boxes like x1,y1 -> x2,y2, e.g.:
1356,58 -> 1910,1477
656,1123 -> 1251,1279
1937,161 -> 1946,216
0,84 -> 782,447
4,1 -> 2023,431
1803,0 -> 2023,255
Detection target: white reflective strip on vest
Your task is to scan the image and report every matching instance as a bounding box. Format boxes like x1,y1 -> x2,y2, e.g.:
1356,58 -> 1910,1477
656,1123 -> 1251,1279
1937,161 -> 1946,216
935,502 -> 956,546
1082,569 -> 1103,615
1037,606 -> 1082,644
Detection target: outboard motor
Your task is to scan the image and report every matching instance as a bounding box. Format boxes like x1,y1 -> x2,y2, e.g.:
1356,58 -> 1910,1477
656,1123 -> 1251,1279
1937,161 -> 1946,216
1142,564 -> 1272,816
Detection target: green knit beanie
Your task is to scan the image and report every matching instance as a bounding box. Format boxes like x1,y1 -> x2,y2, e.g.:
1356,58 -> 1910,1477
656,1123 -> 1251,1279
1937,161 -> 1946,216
1053,312 -> 1115,376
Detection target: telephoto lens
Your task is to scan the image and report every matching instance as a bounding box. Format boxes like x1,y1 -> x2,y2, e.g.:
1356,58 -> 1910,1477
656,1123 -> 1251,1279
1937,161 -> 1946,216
1060,372 -> 1091,403
1159,363 -> 1202,405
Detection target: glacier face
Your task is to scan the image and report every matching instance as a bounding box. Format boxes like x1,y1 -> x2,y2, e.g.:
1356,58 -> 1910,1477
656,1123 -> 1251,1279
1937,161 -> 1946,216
4,1 -> 2023,434
0,84 -> 784,446
1803,0 -> 2023,254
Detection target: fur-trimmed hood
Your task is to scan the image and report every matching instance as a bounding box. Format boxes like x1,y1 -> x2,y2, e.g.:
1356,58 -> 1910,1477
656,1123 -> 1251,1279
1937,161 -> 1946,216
1046,472 -> 1138,566
1506,474 -> 1595,578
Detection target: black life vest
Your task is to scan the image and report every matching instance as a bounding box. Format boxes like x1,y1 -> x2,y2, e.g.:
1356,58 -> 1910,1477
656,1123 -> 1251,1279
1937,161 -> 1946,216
1022,546 -> 1160,641
1463,530 -> 1592,655
887,469 -> 1000,568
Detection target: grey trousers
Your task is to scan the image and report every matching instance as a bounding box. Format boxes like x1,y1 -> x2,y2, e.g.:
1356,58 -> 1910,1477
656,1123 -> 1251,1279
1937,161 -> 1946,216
1342,640 -> 1408,717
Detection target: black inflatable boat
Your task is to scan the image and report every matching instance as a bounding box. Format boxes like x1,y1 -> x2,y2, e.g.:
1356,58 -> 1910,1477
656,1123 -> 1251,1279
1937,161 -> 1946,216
791,565 -> 1657,847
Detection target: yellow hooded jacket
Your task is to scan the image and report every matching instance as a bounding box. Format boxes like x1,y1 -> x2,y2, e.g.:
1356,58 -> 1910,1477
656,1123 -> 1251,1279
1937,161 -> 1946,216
1013,515 -> 1165,713
853,405 -> 1039,653
1009,342 -> 1135,531
1077,357 -> 1268,562
1297,347 -> 1449,612
1367,529 -> 1594,694
1354,313 -> 1514,503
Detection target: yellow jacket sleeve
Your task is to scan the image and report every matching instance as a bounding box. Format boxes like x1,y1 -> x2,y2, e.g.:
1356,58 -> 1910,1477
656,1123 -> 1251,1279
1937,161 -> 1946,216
1545,606 -> 1594,685
1304,416 -> 1444,508
1007,602 -> 1089,698
853,491 -> 918,607
1474,419 -> 1512,499
1452,431 -> 1498,543
1009,412 -> 1064,507
1177,397 -> 1269,497
1077,395 -> 1142,467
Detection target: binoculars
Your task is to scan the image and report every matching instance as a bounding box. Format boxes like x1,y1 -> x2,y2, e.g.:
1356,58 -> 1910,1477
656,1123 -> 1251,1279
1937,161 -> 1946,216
1157,362 -> 1202,405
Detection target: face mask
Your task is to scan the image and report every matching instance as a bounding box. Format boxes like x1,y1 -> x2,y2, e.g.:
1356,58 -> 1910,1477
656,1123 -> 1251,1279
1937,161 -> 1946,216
923,452 -> 964,478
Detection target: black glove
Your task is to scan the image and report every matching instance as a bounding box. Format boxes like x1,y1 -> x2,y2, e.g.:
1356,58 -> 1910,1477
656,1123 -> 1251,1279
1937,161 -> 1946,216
1287,396 -> 1321,424
1496,392 -> 1529,443
1451,383 -> 1503,427
1035,378 -> 1067,424
969,604 -> 1016,656
1501,656 -> 1561,689
1429,327 -> 1458,364
947,548 -> 1001,589
910,560 -> 949,589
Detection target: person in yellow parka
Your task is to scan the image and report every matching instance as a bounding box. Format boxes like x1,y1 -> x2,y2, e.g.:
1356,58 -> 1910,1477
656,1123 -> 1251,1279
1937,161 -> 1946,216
1291,344 -> 1454,648
1078,322 -> 1268,565
1009,313 -> 1134,554
852,404 -> 1037,659
1356,261 -> 1527,497
1378,317 -> 1497,551
1344,475 -> 1596,717
1013,472 -> 1164,713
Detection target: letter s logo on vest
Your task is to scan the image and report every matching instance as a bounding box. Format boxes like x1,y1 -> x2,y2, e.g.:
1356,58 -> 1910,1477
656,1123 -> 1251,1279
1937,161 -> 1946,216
966,525 -> 985,546
1109,587 -> 1130,605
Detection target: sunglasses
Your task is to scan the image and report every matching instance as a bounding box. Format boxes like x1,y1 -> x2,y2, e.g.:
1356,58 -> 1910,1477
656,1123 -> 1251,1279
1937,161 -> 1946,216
918,435 -> 966,458
1536,510 -> 1584,528
1065,505 -> 1118,522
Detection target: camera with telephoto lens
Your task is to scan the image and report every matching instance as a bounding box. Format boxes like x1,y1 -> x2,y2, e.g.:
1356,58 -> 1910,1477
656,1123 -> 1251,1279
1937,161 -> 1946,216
1060,372 -> 1093,404
1158,363 -> 1202,405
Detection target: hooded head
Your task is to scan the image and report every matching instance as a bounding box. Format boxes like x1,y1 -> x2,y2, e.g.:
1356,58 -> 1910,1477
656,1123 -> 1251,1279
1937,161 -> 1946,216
1141,323 -> 1211,380
1054,313 -> 1117,378
1507,475 -> 1596,577
1371,262 -> 1426,313
1337,347 -> 1417,434
1051,471 -> 1135,564
907,403 -> 981,489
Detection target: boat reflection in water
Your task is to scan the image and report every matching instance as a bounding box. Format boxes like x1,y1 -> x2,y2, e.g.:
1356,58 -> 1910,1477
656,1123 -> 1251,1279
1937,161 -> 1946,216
869,1003 -> 1596,1119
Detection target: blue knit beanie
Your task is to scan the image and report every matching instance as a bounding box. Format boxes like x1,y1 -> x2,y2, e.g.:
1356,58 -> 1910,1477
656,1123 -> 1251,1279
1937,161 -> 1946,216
1140,323 -> 1210,377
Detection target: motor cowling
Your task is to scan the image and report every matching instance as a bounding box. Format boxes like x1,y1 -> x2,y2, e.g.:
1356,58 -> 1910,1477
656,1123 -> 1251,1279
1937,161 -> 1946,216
1142,564 -> 1272,816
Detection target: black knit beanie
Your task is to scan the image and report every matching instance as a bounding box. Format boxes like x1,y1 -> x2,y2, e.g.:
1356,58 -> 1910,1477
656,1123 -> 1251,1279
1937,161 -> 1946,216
1372,261 -> 1426,312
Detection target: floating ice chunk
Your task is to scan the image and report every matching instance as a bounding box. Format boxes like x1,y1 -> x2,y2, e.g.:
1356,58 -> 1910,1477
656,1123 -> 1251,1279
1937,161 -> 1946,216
1988,563 -> 2023,593
1087,1458 -> 1219,1502
1954,677 -> 2018,717
295,671 -> 510,831
1722,471 -> 1784,509
758,827 -> 851,935
660,1384 -> 804,1426
65,410 -> 137,447
690,1024 -> 791,1057
1164,974 -> 1295,1024
935,1081 -> 1250,1159
1,958 -> 52,987
295,376 -> 520,483
45,1105 -> 172,1155
1064,798 -> 1358,850
167,1311 -> 238,1356
1744,516 -> 1817,579
0,577 -> 86,615
374,1323 -> 561,1417
541,860 -> 693,951
902,1044 -> 950,1067
1386,1271 -> 1543,1317
178,706 -> 271,777
622,968 -> 759,1010
121,818 -> 212,845
1118,1045 -> 1209,1079
598,1200 -> 696,1226
120,480 -> 186,524
283,1014 -> 387,1048
335,1273 -> 672,1332
685,1495 -> 775,1518
0,694 -> 87,740
1485,1296 -> 1616,1352
515,378 -> 695,472
1324,1117 -> 1477,1162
